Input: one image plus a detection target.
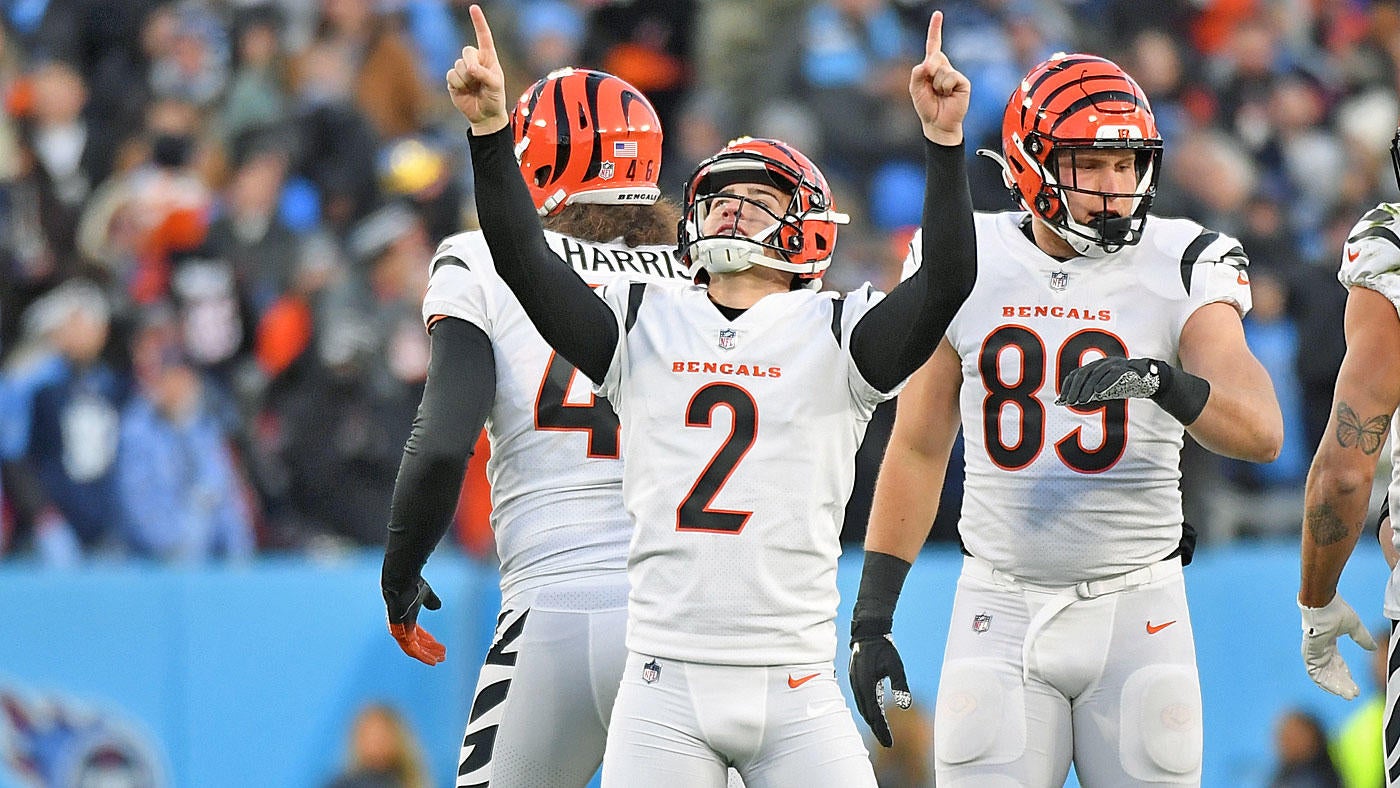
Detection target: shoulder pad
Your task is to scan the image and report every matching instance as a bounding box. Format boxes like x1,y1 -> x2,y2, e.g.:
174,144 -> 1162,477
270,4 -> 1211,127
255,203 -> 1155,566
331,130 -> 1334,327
1341,203 -> 1400,286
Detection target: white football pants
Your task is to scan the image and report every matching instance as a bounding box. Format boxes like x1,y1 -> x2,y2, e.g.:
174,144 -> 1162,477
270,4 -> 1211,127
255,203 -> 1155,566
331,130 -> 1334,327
602,652 -> 876,788
933,556 -> 1201,787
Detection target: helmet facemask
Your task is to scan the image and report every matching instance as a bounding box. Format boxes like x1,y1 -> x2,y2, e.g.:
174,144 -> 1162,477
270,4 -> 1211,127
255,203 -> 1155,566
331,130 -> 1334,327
1390,127 -> 1400,192
679,145 -> 848,286
1027,137 -> 1162,257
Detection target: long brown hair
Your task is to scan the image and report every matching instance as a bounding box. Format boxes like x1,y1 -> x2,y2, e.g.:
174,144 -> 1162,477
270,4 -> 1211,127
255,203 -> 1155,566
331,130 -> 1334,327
344,703 -> 429,788
542,198 -> 681,247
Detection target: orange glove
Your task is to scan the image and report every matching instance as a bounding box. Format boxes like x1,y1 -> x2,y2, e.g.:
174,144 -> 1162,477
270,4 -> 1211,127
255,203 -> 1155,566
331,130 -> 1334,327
384,577 -> 447,665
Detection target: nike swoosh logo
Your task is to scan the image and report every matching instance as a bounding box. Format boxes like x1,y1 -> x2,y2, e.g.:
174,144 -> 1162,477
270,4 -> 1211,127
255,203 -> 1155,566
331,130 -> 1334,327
1146,620 -> 1177,634
787,672 -> 821,688
1236,272 -> 1249,286
1347,247 -> 1360,262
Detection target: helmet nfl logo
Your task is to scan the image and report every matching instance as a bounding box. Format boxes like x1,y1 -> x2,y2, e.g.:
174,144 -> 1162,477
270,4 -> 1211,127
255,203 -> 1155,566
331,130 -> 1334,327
718,328 -> 737,351
642,659 -> 661,684
1050,270 -> 1069,291
972,612 -> 992,633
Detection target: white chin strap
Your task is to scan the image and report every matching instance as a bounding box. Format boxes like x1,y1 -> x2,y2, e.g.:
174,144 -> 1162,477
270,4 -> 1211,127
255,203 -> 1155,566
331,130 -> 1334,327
690,237 -> 768,275
1057,219 -> 1117,258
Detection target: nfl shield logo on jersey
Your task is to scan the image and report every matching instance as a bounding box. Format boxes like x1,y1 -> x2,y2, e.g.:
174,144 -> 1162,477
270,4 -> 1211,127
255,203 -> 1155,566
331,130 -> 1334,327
718,328 -> 737,351
1049,270 -> 1069,291
600,161 -> 615,181
642,659 -> 661,684
972,612 -> 992,634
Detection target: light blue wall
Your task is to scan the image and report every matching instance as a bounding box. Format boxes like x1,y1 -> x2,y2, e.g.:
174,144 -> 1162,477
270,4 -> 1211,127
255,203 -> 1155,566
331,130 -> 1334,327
0,542 -> 1387,787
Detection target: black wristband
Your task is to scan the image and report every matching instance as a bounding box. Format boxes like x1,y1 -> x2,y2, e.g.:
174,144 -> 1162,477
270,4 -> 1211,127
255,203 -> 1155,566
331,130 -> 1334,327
851,551 -> 913,637
1152,364 -> 1210,425
1380,495 -> 1392,532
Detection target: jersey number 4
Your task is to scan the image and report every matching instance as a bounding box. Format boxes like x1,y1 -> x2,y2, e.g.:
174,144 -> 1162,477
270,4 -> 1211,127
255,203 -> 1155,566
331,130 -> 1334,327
677,383 -> 757,534
534,351 -> 620,458
981,325 -> 1128,474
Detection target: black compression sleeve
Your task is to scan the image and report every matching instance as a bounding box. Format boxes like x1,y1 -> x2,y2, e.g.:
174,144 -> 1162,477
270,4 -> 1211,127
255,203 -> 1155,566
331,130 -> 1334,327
850,138 -> 977,393
467,125 -> 617,382
850,551 -> 913,637
382,317 -> 495,590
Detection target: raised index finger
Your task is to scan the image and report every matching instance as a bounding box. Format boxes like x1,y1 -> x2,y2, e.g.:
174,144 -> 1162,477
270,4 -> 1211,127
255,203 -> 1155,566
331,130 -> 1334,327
469,4 -> 497,64
925,10 -> 943,60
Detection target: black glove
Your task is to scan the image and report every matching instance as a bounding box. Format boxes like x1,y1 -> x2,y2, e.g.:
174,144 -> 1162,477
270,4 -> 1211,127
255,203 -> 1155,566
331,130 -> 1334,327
1056,356 -> 1210,425
382,575 -> 446,665
848,551 -> 913,747
850,620 -> 911,747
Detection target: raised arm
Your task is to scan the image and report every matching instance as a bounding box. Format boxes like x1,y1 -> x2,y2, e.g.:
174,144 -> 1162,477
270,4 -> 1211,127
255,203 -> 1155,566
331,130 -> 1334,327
848,11 -> 976,750
850,11 -> 977,393
450,5 -> 616,382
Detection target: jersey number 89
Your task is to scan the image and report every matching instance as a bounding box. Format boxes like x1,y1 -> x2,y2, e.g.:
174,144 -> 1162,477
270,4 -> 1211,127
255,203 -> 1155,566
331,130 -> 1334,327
980,325 -> 1128,474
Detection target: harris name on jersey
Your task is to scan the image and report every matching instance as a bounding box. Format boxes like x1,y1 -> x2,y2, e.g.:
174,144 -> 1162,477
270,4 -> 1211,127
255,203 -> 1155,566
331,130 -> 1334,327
556,235 -> 685,279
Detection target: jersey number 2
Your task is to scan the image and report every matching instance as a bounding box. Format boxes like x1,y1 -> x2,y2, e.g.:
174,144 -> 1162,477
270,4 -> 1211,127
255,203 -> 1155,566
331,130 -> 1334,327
980,326 -> 1128,474
678,383 -> 757,533
534,351 -> 620,458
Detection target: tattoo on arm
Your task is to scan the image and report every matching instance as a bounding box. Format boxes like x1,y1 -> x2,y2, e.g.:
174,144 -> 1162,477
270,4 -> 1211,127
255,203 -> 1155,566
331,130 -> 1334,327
1335,402 -> 1390,455
1305,502 -> 1352,547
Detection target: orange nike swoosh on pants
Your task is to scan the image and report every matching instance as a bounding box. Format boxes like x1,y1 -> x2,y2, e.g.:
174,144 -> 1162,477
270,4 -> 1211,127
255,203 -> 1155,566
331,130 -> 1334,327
787,672 -> 821,688
1146,620 -> 1177,634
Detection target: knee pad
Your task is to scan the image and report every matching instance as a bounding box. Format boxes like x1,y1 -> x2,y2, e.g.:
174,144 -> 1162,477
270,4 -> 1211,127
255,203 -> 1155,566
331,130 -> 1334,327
934,660 -> 1025,766
1119,665 -> 1202,780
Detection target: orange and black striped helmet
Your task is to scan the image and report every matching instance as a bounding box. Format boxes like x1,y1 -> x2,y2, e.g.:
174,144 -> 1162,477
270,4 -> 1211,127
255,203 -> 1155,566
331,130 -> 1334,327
679,137 -> 848,285
510,67 -> 662,217
997,53 -> 1162,256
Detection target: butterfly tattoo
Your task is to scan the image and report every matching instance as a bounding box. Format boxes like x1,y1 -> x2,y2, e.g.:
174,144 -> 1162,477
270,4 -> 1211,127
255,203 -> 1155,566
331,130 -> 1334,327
1335,402 -> 1389,455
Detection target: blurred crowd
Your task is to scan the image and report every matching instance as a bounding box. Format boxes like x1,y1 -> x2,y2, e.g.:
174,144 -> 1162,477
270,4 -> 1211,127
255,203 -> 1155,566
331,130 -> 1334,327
0,0 -> 1397,564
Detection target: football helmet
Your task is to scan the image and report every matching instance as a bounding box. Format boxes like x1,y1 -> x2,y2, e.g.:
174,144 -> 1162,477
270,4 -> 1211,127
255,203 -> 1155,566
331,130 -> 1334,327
511,67 -> 662,216
983,53 -> 1162,257
679,137 -> 849,285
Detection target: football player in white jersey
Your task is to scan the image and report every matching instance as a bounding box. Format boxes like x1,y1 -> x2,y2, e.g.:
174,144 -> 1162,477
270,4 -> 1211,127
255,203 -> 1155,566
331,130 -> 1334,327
848,53 -> 1285,786
1297,128 -> 1400,785
378,64 -> 695,786
444,6 -> 978,786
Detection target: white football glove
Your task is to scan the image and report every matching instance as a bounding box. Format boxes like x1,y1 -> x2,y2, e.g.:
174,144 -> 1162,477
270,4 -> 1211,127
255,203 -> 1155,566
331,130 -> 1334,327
1299,595 -> 1378,700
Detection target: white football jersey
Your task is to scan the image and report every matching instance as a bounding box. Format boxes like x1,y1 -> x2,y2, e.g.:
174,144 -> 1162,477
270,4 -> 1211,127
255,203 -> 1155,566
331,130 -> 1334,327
906,212 -> 1251,585
1340,204 -> 1400,619
594,280 -> 896,665
422,229 -> 689,600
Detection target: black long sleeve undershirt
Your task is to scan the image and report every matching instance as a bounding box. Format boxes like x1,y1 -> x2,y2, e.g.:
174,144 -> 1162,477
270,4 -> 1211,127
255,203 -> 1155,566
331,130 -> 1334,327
467,127 -> 618,383
849,138 -> 978,393
381,317 -> 496,590
467,126 -> 976,395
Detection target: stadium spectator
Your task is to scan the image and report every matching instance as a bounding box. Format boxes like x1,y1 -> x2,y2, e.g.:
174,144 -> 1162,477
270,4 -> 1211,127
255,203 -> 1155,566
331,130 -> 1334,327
870,702 -> 935,788
2,280 -> 130,564
324,702 -> 429,788
1268,709 -> 1343,788
1329,627 -> 1388,788
309,0 -> 434,141
220,4 -> 292,149
116,306 -> 254,561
